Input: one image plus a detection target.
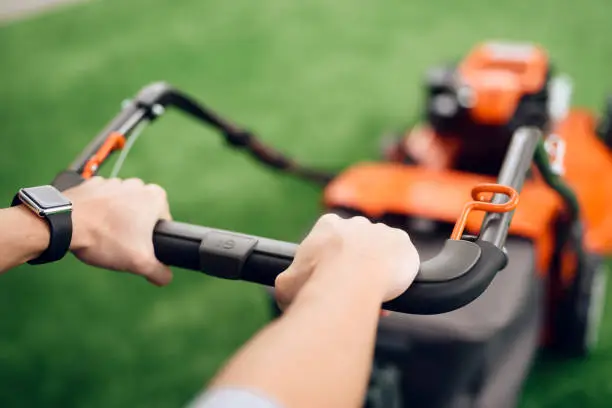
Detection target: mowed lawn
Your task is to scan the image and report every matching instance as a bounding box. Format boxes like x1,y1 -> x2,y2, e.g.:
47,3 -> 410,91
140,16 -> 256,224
1,0 -> 612,407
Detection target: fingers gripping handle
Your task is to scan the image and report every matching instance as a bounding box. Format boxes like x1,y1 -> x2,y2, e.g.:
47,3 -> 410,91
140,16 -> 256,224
153,220 -> 508,315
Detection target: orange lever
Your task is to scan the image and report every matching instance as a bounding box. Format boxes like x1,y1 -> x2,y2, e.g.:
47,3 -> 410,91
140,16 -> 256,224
450,183 -> 519,240
82,132 -> 126,179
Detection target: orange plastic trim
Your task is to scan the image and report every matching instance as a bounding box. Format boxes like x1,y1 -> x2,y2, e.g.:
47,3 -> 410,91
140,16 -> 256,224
82,132 -> 126,178
458,42 -> 549,125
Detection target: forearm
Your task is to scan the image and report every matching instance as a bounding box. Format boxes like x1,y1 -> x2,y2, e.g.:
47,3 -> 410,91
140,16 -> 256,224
0,206 -> 49,273
210,261 -> 385,408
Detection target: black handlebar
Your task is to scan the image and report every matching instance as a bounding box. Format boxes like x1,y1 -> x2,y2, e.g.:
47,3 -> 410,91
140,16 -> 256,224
152,220 -> 507,315
51,170 -> 507,315
50,82 -> 553,316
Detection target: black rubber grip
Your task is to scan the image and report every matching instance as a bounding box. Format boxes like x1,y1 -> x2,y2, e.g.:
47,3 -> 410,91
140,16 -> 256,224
382,240 -> 507,314
153,221 -> 295,285
153,220 -> 507,315
154,232 -> 292,286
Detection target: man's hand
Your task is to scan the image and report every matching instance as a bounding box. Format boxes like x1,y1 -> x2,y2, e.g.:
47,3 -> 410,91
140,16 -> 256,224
207,214 -> 420,408
64,177 -> 173,286
275,213 -> 420,310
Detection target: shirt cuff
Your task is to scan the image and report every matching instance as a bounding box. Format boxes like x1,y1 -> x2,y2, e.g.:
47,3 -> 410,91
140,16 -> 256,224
188,387 -> 283,408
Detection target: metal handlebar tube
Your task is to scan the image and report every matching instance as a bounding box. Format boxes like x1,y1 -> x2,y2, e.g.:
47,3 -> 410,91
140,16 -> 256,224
69,106 -> 148,173
67,83 -> 179,173
131,82 -> 336,184
479,127 -> 543,248
131,82 -> 242,133
66,82 -> 334,185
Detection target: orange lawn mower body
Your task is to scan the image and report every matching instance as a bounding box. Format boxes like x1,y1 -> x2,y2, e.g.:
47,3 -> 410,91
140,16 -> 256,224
321,42 -> 612,408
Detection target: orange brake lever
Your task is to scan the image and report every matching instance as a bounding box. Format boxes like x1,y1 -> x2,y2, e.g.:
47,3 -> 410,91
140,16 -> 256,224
451,183 -> 519,241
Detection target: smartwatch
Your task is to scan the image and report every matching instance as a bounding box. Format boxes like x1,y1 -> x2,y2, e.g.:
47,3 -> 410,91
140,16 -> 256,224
11,185 -> 73,265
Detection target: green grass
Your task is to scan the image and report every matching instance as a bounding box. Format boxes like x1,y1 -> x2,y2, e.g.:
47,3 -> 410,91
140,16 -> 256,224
1,0 -> 612,407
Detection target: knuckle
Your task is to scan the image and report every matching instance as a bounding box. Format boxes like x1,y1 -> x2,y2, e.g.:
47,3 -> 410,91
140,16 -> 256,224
88,176 -> 105,184
104,178 -> 121,190
307,224 -> 342,250
80,177 -> 103,190
390,226 -> 410,239
146,183 -> 168,199
123,177 -> 145,186
387,229 -> 411,247
312,214 -> 341,236
318,213 -> 341,225
350,215 -> 371,224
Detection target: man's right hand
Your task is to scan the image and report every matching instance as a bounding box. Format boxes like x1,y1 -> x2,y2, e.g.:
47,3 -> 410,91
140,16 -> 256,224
206,214 -> 420,408
64,177 -> 173,286
275,213 -> 420,310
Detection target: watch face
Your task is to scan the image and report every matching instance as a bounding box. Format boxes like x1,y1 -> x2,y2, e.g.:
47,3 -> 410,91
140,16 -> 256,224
20,186 -> 72,216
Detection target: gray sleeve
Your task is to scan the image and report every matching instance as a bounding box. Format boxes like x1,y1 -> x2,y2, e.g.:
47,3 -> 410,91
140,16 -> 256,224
187,388 -> 283,408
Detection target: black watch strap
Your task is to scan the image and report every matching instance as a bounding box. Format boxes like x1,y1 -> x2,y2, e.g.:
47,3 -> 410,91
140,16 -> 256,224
11,194 -> 73,265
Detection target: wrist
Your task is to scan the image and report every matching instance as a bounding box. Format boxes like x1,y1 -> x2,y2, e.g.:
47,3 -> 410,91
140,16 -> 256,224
6,205 -> 50,261
68,206 -> 94,252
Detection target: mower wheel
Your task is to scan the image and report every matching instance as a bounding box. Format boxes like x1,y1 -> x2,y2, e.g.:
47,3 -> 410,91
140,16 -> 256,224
553,253 -> 608,358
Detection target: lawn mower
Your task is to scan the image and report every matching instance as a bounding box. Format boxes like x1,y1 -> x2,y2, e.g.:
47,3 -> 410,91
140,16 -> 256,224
46,40 -> 612,408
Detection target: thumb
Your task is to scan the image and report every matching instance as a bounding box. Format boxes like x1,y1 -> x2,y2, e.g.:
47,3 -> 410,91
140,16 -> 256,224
274,268 -> 296,310
274,266 -> 311,310
144,263 -> 174,287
